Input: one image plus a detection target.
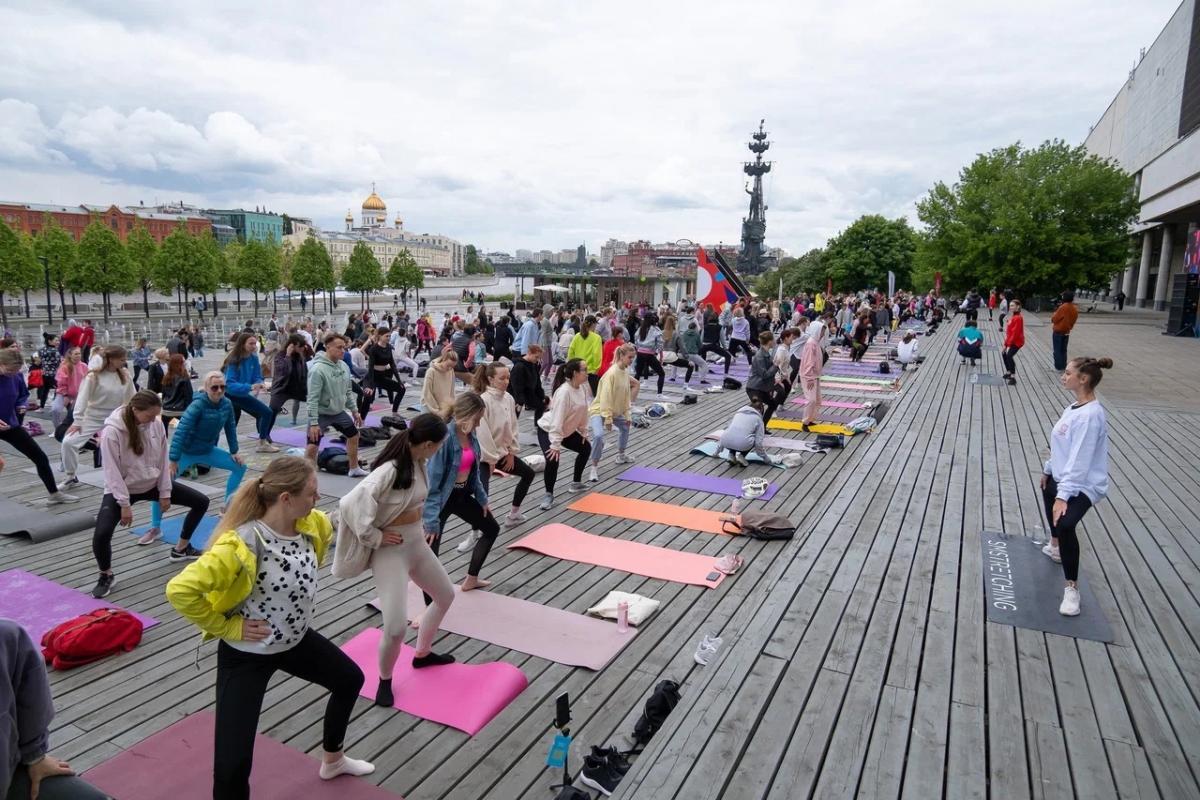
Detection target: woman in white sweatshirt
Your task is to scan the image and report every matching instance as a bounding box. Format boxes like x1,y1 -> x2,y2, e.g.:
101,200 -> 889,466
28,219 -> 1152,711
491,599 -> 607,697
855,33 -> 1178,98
335,413 -> 457,707
60,345 -> 135,487
89,391 -> 210,599
420,350 -> 458,416
1041,356 -> 1112,617
471,363 -> 535,527
537,358 -> 592,510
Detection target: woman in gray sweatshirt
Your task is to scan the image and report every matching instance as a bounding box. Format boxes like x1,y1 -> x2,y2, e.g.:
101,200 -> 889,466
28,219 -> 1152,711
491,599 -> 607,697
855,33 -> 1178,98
718,400 -> 775,467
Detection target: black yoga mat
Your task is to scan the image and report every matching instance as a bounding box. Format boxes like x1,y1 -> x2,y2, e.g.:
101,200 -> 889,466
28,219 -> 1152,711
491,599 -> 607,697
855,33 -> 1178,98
0,496 -> 96,543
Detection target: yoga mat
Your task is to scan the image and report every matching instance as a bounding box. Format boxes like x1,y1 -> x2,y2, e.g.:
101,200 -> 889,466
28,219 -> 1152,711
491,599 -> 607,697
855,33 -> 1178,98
790,397 -> 871,410
980,532 -> 1113,643
821,381 -> 895,393
368,584 -> 636,670
257,426 -> 342,450
508,524 -> 727,589
689,439 -> 790,464
567,493 -> 733,535
317,470 -> 366,498
340,627 -> 527,735
767,419 -> 861,436
66,467 -> 225,499
970,373 -> 1006,386
0,496 -> 96,543
0,569 -> 159,645
702,431 -> 827,453
819,375 -> 896,386
81,711 -> 401,800
617,465 -> 779,501
132,514 -> 220,549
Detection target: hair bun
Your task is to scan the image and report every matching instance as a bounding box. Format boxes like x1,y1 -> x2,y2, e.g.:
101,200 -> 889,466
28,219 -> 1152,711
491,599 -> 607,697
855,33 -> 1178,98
1096,357 -> 1114,369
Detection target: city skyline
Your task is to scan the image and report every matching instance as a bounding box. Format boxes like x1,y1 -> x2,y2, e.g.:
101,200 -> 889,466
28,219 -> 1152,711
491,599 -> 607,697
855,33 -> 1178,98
0,0 -> 1179,256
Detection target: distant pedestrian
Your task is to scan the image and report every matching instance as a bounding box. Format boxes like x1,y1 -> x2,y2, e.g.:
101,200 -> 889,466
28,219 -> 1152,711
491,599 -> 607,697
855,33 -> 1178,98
1050,291 -> 1079,371
1114,290 -> 1126,311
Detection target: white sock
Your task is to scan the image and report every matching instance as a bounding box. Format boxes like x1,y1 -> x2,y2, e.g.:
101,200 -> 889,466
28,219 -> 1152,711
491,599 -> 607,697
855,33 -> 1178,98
319,755 -> 375,780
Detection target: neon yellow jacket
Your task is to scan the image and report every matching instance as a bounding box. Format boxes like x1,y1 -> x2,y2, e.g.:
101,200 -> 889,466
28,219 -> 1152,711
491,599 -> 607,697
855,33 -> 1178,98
567,332 -> 602,372
164,510 -> 333,642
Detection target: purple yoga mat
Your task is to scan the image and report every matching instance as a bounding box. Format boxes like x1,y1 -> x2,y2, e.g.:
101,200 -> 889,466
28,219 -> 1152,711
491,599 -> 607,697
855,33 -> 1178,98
254,415 -> 382,450
617,465 -> 779,500
0,569 -> 159,645
82,711 -> 401,800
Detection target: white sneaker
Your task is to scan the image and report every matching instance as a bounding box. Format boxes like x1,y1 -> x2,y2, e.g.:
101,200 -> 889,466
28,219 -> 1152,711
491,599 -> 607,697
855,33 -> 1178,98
1041,543 -> 1061,563
735,453 -> 750,467
1059,586 -> 1081,616
587,465 -> 599,483
456,529 -> 481,553
615,452 -> 632,465
58,476 -> 80,491
256,440 -> 280,453
505,509 -> 525,528
568,481 -> 586,494
347,467 -> 369,478
47,491 -> 80,505
539,492 -> 554,510
694,633 -> 723,665
136,527 -> 162,545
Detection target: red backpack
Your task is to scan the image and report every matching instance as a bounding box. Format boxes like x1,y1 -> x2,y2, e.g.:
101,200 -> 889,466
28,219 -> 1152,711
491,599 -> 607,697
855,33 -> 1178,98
41,609 -> 144,670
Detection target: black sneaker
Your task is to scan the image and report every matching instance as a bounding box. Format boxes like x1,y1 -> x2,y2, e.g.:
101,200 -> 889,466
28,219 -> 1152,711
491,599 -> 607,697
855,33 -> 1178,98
91,573 -> 114,599
580,754 -> 621,796
169,544 -> 202,561
590,745 -> 631,776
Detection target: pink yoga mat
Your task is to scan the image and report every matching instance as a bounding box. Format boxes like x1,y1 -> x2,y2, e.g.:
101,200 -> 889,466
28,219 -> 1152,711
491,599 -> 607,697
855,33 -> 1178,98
82,711 -> 400,800
508,524 -> 727,589
368,584 -> 635,670
821,381 -> 895,392
340,627 -> 527,735
0,569 -> 159,645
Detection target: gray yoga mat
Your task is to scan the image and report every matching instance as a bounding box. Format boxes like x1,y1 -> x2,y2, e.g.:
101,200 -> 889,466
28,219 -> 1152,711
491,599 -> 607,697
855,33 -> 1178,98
970,373 -> 1006,386
980,532 -> 1113,643
316,470 -> 367,498
689,439 -> 786,467
0,496 -> 96,543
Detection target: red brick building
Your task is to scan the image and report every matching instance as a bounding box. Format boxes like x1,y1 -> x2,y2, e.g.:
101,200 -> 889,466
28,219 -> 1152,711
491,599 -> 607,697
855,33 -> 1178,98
0,201 -> 212,243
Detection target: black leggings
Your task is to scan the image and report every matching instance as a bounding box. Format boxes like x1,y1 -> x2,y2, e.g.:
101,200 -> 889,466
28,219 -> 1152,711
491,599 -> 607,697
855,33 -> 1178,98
537,429 -> 591,492
728,338 -> 754,365
699,344 -> 731,374
0,425 -> 59,495
635,353 -> 665,394
92,482 -> 210,571
269,394 -> 304,429
480,457 -> 535,509
1002,345 -> 1021,376
433,486 -> 501,577
37,374 -> 56,408
370,371 -> 406,413
1042,476 -> 1094,583
746,388 -> 780,425
214,631 -> 364,800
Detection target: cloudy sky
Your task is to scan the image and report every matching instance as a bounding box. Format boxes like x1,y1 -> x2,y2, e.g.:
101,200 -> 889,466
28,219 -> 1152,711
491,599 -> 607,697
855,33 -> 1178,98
0,0 -> 1182,256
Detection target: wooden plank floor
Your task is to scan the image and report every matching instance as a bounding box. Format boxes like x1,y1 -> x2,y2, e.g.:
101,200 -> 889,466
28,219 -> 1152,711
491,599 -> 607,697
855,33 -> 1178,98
2,313 -> 1198,800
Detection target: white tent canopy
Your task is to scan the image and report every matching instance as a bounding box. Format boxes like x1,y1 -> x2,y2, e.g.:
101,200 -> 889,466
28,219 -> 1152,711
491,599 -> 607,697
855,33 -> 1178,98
532,284 -> 571,292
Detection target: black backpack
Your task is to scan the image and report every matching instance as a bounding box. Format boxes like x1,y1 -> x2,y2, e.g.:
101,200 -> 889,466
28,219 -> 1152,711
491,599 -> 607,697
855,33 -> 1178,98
815,433 -> 844,449
630,680 -> 681,752
317,447 -> 350,475
380,414 -> 407,431
358,425 -> 391,444
878,361 -> 891,374
722,376 -> 742,390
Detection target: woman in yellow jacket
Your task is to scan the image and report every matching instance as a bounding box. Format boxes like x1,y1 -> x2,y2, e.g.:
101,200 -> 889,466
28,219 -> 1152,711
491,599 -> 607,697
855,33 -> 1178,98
165,456 -> 374,798
567,315 -> 603,394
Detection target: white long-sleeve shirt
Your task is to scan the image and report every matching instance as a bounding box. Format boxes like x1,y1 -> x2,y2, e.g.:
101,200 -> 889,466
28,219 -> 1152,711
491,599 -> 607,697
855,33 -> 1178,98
1044,401 -> 1108,504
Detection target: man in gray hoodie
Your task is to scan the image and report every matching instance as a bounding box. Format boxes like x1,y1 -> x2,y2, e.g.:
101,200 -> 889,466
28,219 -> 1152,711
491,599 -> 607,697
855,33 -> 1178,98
306,333 -> 367,476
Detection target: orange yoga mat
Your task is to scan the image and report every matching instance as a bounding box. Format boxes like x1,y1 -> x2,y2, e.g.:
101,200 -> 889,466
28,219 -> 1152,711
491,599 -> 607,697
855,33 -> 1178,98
567,492 -> 733,534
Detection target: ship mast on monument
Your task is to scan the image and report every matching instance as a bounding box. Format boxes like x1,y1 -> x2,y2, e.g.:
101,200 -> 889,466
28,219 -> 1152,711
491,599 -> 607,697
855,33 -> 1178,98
738,119 -> 774,276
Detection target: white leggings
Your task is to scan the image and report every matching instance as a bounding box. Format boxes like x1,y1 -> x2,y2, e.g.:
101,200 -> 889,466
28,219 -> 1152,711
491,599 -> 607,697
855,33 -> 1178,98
395,355 -> 419,376
372,521 -> 455,679
60,418 -> 106,476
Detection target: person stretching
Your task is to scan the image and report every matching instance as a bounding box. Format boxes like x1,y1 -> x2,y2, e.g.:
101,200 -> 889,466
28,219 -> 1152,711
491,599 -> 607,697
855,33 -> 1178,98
1002,300 -> 1024,385
567,315 -> 603,395
1040,357 -> 1112,616
269,334 -> 308,428
223,333 -> 279,454
633,316 -> 666,395
588,343 -> 635,482
52,346 -> 88,431
305,333 -> 368,478
163,372 -> 247,517
699,308 -> 732,374
472,363 -> 536,529
158,353 -> 194,435
166,457 -> 373,797
746,331 -> 782,425
896,331 -> 919,371
956,319 -> 983,366
59,346 -> 135,489
423,393 -> 501,592
537,358 -> 592,509
719,398 -> 775,466
727,307 -> 754,366
798,322 -> 827,431
336,414 -> 457,707
91,391 -> 210,598
508,345 -> 546,422
0,349 -> 78,505
420,350 -> 458,417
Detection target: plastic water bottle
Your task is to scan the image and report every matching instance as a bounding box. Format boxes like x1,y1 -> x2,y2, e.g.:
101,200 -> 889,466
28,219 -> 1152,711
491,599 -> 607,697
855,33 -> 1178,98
730,496 -> 741,515
616,601 -> 629,634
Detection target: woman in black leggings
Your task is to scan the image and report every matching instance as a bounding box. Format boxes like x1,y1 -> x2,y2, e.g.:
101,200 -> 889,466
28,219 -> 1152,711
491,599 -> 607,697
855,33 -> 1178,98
537,358 -> 592,510
0,349 -> 78,505
365,329 -> 406,413
1040,356 -> 1112,617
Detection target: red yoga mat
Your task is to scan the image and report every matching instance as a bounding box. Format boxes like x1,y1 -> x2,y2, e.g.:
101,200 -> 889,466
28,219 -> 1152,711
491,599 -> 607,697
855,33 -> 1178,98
508,524 -> 727,588
82,711 -> 401,799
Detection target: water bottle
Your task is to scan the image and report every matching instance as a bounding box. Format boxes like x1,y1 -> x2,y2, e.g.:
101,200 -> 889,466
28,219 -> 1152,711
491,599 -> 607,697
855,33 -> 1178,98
730,496 -> 741,515
616,601 -> 629,634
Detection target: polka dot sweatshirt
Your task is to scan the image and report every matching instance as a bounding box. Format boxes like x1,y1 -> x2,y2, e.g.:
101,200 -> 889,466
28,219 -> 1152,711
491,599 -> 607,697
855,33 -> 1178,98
226,521 -> 319,655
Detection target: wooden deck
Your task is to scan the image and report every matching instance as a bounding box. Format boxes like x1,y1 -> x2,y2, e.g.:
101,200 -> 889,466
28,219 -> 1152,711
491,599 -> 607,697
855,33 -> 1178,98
3,311 -> 1199,799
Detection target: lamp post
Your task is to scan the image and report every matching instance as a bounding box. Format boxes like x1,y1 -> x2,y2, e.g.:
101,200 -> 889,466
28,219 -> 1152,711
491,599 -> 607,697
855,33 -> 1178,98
36,255 -> 52,325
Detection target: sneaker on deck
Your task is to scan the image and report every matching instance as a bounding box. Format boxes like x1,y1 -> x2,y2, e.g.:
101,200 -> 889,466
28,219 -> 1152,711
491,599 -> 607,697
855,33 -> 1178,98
47,491 -> 79,505
580,754 -> 622,797
256,441 -> 280,453
137,527 -> 162,546
614,452 -> 632,465
456,529 -> 481,553
169,544 -> 202,561
587,465 -> 599,483
538,492 -> 554,510
58,476 -> 80,491
568,481 -> 586,494
590,745 -> 632,777
91,573 -> 114,599
1060,586 -> 1081,616
347,467 -> 369,478
1041,543 -> 1061,563
505,510 -> 525,528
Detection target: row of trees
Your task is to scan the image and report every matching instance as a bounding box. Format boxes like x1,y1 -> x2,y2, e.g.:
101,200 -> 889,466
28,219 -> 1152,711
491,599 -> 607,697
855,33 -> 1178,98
757,140 -> 1138,298
0,217 -> 428,328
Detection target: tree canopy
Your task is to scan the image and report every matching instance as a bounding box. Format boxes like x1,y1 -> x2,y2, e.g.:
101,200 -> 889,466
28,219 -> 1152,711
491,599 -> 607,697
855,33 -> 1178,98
386,249 -> 423,308
32,215 -> 76,317
824,215 -> 916,293
125,222 -> 158,318
237,239 -> 282,314
341,241 -> 384,305
291,233 -> 335,298
76,219 -> 135,321
465,244 -> 492,274
155,224 -> 220,316
914,140 -> 1139,296
0,219 -> 39,328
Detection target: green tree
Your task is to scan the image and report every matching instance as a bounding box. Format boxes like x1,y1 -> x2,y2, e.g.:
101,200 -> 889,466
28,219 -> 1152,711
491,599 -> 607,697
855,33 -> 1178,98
464,244 -> 493,275
341,241 -> 384,311
238,239 -> 282,317
32,215 -> 76,318
757,248 -> 831,296
193,230 -> 223,316
76,219 -> 135,322
291,233 -> 334,312
222,240 -> 247,311
279,240 -> 296,310
155,224 -> 220,320
0,220 -> 39,328
386,248 -> 424,309
824,215 -> 916,293
126,222 -> 158,318
915,140 -> 1139,296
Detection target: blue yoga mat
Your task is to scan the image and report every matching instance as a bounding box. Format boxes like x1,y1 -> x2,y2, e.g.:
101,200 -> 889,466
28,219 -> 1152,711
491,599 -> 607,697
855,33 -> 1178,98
132,515 -> 221,549
688,440 -> 785,468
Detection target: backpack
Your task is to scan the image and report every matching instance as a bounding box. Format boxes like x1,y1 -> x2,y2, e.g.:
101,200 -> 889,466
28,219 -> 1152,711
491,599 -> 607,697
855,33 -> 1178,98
358,425 -> 391,444
722,377 -> 742,390
721,510 -> 797,541
27,368 -> 43,388
41,608 -> 143,670
23,420 -> 44,437
380,414 -> 407,431
815,433 -> 844,449
877,361 -> 890,374
318,446 -> 350,475
630,679 -> 681,752
682,394 -> 698,405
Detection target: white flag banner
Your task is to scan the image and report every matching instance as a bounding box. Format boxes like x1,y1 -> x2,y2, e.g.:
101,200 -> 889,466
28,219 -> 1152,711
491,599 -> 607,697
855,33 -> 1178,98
887,271 -> 896,298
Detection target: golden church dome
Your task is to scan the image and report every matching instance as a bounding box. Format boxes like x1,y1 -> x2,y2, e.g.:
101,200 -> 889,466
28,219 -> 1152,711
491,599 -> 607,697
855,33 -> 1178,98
362,189 -> 386,211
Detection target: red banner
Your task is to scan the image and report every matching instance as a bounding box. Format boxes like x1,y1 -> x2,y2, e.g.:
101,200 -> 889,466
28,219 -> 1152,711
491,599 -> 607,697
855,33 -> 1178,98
826,278 -> 832,297
934,271 -> 942,295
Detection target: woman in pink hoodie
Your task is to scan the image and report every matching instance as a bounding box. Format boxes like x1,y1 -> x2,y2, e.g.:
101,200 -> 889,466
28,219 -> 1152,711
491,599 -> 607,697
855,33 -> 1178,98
799,321 -> 827,430
88,391 -> 211,599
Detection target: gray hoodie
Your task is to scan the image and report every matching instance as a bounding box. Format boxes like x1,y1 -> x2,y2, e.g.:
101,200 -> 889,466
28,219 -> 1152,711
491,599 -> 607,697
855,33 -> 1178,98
719,405 -> 769,461
1,620 -> 54,799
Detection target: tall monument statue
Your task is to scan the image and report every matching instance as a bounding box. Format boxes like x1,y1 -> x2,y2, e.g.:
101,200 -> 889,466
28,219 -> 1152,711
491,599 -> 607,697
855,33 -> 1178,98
738,120 -> 774,276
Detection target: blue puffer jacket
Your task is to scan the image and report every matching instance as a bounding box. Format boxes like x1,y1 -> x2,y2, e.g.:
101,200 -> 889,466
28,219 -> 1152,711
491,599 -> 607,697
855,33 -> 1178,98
223,356 -> 263,398
422,420 -> 488,534
170,394 -> 239,460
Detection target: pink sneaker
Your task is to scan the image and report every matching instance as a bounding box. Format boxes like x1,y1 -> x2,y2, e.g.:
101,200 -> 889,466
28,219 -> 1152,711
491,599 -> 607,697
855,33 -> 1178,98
136,527 -> 162,546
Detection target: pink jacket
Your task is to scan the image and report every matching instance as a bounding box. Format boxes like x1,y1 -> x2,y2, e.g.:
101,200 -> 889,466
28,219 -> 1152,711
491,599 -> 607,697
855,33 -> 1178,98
100,407 -> 172,506
55,361 -> 88,401
799,337 -> 823,383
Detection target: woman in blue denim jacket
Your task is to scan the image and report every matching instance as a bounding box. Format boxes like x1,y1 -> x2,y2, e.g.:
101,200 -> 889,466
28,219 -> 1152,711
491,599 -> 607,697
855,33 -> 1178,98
422,392 -> 501,593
